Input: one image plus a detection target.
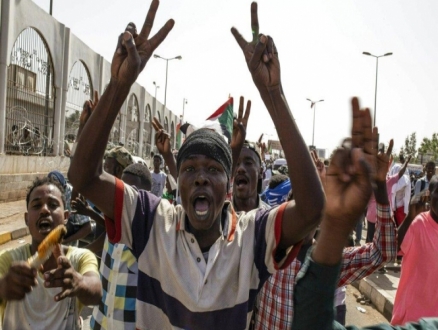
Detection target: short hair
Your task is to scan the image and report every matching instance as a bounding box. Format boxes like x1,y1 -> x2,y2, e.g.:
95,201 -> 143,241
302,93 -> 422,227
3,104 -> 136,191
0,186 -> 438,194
153,154 -> 163,163
123,163 -> 152,191
26,176 -> 66,209
269,174 -> 289,189
426,161 -> 436,168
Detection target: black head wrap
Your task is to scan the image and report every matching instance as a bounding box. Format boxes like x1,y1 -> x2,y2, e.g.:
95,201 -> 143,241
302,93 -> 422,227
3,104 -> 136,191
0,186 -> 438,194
177,129 -> 232,179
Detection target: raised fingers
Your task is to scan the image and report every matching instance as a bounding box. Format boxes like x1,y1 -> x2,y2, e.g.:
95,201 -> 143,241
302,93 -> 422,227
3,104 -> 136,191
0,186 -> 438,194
351,97 -> 362,148
231,27 -> 248,51
243,100 -> 251,124
149,19 -> 175,51
386,139 -> 394,157
250,2 -> 259,43
139,0 -> 159,40
362,108 -> 374,156
152,117 -> 163,131
238,97 -> 244,121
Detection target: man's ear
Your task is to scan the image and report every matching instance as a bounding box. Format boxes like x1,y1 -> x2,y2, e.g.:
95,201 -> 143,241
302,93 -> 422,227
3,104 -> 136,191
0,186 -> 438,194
24,212 -> 29,227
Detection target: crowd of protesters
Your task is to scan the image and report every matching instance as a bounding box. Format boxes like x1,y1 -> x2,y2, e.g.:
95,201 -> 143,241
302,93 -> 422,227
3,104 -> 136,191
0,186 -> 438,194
0,1 -> 437,329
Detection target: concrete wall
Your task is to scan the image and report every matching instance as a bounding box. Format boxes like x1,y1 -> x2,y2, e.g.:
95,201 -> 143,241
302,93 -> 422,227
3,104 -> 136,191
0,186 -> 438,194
0,155 -> 69,202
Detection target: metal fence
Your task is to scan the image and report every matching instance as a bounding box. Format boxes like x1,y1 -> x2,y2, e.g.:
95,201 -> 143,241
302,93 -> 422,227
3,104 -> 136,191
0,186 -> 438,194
142,105 -> 152,160
5,28 -> 55,156
64,60 -> 93,155
125,94 -> 140,155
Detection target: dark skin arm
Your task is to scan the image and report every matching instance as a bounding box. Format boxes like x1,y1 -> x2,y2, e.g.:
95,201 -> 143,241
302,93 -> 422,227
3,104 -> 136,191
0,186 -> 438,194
67,0 -> 174,219
397,202 -> 426,250
71,196 -> 105,227
374,139 -> 394,204
313,102 -> 376,266
230,97 -> 251,178
397,155 -> 411,179
84,232 -> 106,256
151,117 -> 178,180
62,221 -> 92,245
232,2 -> 324,248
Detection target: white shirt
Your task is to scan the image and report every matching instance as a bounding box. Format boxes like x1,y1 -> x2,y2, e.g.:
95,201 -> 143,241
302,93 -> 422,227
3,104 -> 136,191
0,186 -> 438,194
151,171 -> 167,197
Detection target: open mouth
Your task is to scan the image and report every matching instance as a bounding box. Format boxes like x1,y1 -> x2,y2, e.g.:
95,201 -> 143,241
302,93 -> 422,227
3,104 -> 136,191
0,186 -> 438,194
38,219 -> 53,234
235,177 -> 249,187
193,195 -> 210,217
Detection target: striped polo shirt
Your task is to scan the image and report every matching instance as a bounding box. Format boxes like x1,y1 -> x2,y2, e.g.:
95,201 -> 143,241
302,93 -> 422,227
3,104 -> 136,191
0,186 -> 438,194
105,178 -> 300,330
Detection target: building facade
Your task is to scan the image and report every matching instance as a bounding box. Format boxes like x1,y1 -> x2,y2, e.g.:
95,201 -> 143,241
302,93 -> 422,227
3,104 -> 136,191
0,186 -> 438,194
0,0 -> 179,202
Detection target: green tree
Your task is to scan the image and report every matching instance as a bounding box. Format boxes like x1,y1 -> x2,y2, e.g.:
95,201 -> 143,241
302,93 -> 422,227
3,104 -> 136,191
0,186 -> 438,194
402,132 -> 417,158
419,133 -> 438,162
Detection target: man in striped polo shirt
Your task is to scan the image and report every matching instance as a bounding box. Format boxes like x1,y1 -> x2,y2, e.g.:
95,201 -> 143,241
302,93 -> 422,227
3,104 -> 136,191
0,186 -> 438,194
69,1 -> 324,329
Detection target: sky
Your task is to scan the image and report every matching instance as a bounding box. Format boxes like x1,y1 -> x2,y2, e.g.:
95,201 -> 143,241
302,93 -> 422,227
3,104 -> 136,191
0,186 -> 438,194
33,0 -> 438,156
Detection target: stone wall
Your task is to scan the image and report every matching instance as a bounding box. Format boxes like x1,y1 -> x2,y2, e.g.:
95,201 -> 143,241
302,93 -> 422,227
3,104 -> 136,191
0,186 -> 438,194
0,155 -> 69,202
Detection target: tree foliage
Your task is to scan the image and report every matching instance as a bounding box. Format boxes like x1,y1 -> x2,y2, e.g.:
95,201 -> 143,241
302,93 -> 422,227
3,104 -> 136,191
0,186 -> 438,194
419,133 -> 438,162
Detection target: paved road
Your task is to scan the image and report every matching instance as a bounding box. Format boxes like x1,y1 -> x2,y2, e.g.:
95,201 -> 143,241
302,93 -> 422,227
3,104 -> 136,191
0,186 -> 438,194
346,284 -> 389,327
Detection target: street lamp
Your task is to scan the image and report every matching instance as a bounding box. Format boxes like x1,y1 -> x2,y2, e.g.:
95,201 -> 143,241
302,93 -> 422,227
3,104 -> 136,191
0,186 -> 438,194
181,98 -> 188,123
153,54 -> 182,111
362,51 -> 393,126
153,81 -> 160,120
306,98 -> 324,147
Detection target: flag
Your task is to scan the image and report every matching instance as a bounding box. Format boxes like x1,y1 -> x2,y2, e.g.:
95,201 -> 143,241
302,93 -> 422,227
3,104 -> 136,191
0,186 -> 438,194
206,97 -> 234,141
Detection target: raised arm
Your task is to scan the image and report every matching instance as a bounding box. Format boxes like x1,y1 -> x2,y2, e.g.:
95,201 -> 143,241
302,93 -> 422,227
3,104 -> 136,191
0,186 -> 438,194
68,0 -> 174,219
231,2 -> 324,247
398,155 -> 411,179
338,139 -> 397,285
293,102 -> 375,330
230,97 -> 251,178
151,117 -> 177,180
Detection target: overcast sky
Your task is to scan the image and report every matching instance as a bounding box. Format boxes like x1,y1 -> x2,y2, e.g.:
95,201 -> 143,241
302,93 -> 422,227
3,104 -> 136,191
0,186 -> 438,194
33,0 -> 438,155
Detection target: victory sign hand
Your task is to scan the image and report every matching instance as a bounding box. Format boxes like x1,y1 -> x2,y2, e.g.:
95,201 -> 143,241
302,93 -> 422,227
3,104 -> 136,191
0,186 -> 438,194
111,0 -> 174,86
231,2 -> 280,90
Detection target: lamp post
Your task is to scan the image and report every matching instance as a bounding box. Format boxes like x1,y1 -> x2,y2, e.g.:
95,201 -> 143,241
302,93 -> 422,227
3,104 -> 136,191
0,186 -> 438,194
182,98 -> 188,123
362,52 -> 393,126
153,54 -> 182,111
153,81 -> 160,119
306,98 -> 324,147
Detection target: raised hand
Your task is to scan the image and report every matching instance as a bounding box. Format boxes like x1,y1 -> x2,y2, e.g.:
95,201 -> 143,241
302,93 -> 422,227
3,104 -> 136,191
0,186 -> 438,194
311,149 -> 326,186
231,2 -> 280,89
71,195 -> 91,216
79,91 -> 99,127
351,97 -> 378,181
111,0 -> 174,86
151,117 -> 171,156
375,138 -> 394,183
230,96 -> 251,152
0,262 -> 37,300
324,98 -> 375,229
